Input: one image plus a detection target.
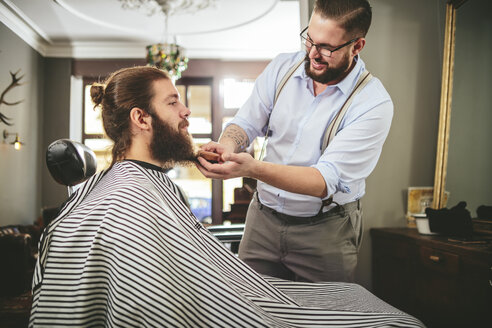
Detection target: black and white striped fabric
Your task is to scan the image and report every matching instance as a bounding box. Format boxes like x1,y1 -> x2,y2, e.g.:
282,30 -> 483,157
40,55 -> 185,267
30,161 -> 423,327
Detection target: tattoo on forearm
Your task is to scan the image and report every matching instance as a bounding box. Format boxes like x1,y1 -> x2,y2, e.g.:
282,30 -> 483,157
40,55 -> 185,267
220,124 -> 249,152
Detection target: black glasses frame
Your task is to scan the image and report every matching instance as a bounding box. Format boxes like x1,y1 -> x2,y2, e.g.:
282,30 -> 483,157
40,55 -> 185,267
300,26 -> 359,58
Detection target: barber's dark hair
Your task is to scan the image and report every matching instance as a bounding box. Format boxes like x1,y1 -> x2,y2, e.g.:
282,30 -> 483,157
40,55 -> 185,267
313,0 -> 372,38
90,66 -> 170,167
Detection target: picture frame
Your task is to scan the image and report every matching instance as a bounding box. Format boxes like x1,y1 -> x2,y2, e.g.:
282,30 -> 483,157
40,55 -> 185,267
406,187 -> 449,227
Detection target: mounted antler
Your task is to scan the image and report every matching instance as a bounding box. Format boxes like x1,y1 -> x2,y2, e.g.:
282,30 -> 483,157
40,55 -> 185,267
0,70 -> 24,126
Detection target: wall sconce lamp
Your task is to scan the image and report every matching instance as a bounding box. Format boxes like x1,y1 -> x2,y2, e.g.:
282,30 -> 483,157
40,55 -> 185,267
3,129 -> 25,150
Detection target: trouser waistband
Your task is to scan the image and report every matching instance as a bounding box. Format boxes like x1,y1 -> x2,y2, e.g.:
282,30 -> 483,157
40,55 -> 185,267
254,193 -> 360,225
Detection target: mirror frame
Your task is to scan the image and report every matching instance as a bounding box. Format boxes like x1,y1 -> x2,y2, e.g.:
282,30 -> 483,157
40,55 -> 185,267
432,0 -> 469,209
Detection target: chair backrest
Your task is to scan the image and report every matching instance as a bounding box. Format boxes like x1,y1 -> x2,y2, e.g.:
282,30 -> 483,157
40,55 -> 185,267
46,139 -> 97,194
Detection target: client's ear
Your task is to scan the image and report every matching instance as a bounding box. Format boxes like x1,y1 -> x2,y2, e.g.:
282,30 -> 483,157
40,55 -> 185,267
130,107 -> 151,131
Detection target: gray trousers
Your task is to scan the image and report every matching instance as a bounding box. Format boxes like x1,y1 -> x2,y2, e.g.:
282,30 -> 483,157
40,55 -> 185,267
238,195 -> 363,282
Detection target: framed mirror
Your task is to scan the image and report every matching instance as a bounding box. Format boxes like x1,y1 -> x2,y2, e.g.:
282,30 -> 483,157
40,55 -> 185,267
433,0 -> 492,219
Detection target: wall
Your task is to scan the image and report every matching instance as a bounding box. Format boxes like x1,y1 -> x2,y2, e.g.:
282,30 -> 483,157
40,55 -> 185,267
354,0 -> 445,288
40,58 -> 73,210
0,21 -> 44,226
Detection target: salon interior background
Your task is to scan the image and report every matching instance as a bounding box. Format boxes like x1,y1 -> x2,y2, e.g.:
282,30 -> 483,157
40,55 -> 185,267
0,0 -> 447,289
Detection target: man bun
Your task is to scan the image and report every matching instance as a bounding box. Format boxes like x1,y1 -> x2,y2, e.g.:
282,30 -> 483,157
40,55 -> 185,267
90,83 -> 105,108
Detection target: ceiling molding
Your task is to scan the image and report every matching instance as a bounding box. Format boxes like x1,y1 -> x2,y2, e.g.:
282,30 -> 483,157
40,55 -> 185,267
0,0 -> 49,56
44,42 -> 279,60
45,42 -> 147,59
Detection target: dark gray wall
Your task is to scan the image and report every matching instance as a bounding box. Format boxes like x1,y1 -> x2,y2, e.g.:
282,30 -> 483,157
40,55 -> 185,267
0,21 -> 44,226
40,58 -> 73,209
353,0 -> 445,287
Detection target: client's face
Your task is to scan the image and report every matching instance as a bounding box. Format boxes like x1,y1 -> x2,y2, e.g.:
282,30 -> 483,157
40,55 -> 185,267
149,111 -> 196,167
147,78 -> 197,166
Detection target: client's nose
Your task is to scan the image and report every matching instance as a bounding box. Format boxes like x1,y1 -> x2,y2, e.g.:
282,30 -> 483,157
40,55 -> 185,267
182,105 -> 191,118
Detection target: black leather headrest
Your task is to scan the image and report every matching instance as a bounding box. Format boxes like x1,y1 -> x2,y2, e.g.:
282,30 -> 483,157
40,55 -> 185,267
46,139 -> 97,187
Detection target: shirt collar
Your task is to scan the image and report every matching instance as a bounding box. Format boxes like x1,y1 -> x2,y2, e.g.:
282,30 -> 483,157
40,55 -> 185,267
298,54 -> 365,95
124,159 -> 166,172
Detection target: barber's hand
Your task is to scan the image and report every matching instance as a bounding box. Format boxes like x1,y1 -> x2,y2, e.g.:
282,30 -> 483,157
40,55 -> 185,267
197,141 -> 228,165
200,141 -> 234,156
196,152 -> 258,180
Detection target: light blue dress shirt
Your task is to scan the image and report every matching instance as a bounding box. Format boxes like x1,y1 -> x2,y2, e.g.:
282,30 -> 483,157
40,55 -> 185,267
228,51 -> 393,217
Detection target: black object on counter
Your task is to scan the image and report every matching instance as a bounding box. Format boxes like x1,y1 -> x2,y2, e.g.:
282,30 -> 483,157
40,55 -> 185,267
425,201 -> 473,238
476,205 -> 492,221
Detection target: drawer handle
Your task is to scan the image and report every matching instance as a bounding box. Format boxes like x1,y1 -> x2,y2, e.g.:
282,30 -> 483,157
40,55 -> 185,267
429,255 -> 441,263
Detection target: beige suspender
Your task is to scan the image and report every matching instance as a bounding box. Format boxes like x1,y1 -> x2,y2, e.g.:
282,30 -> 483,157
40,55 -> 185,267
274,58 -> 305,104
321,70 -> 372,151
259,59 -> 372,161
259,58 -> 304,161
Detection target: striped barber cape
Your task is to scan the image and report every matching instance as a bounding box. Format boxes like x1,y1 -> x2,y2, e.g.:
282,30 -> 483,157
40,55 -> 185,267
30,161 -> 424,327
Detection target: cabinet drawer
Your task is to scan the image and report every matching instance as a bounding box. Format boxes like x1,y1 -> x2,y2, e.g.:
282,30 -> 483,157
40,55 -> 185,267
419,246 -> 459,274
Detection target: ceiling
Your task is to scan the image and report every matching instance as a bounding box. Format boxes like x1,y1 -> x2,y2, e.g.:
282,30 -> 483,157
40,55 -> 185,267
0,0 -> 308,60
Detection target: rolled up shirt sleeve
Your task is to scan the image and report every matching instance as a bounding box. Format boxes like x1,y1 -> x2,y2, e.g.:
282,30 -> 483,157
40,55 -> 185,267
313,98 -> 393,200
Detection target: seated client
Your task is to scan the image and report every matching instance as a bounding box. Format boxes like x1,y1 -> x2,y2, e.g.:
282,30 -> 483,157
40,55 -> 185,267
30,66 -> 423,327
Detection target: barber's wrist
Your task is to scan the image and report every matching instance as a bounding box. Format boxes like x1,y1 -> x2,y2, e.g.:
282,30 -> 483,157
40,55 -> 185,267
217,139 -> 239,154
249,158 -> 263,180
224,143 -> 237,154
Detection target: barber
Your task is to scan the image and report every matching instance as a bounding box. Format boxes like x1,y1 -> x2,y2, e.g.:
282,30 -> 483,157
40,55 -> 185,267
197,0 -> 393,282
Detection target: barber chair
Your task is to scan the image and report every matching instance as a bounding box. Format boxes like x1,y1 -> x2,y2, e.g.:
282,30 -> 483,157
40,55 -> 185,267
46,139 -> 97,196
45,139 -> 244,252
207,224 -> 244,254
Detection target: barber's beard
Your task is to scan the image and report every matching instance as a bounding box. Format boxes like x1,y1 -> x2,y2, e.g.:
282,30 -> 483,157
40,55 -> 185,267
304,52 -> 351,84
149,114 -> 197,167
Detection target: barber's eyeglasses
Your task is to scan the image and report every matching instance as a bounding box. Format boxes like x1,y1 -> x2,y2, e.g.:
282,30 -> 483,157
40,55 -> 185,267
300,26 -> 359,58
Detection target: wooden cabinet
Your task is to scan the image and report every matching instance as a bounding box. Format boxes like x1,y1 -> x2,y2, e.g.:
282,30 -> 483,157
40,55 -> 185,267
371,228 -> 492,328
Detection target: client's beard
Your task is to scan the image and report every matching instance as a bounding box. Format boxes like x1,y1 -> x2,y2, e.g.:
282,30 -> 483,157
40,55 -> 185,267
304,52 -> 351,84
149,113 -> 197,168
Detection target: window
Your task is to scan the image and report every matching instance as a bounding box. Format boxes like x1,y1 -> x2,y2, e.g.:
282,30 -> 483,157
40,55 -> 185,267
223,78 -> 255,109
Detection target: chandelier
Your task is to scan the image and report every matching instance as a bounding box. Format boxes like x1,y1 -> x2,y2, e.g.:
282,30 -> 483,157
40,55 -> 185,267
146,42 -> 188,81
119,0 -> 217,81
